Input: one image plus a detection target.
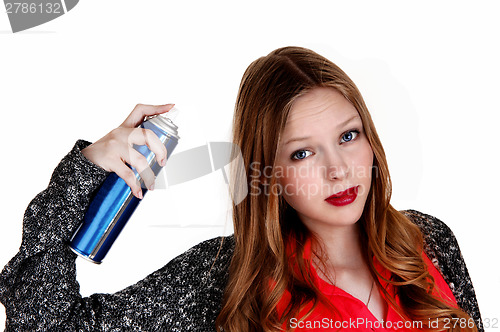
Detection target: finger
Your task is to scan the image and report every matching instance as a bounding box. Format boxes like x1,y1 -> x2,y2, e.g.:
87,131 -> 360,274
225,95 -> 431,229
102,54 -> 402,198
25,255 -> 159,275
127,128 -> 168,167
120,103 -> 175,128
125,149 -> 156,191
110,161 -> 144,199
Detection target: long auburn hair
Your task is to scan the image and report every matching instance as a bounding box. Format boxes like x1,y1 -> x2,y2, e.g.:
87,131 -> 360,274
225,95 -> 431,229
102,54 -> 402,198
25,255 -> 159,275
216,46 -> 476,331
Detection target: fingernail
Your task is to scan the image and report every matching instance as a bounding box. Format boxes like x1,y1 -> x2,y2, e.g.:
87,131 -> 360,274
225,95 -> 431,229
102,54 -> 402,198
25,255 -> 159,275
149,183 -> 154,191
160,158 -> 166,167
136,190 -> 143,199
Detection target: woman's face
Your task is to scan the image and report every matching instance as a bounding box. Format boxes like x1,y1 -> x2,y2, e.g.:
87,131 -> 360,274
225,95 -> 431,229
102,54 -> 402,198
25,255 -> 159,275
274,87 -> 374,234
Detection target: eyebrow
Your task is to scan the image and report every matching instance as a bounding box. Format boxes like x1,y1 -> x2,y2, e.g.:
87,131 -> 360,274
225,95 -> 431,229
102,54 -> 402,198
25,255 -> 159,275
284,115 -> 361,146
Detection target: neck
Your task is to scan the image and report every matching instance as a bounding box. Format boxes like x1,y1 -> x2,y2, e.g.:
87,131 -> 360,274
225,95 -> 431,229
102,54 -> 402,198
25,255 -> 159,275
311,222 -> 366,270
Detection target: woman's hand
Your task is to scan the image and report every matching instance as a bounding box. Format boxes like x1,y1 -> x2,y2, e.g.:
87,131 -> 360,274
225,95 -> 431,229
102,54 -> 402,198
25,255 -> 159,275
82,103 -> 174,199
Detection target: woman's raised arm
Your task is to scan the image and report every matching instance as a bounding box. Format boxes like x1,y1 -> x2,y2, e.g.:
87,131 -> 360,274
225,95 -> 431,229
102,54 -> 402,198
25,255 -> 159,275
0,104 -> 232,331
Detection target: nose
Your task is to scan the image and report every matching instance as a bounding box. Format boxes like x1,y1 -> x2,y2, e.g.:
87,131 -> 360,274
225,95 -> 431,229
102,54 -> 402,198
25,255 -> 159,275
324,148 -> 349,181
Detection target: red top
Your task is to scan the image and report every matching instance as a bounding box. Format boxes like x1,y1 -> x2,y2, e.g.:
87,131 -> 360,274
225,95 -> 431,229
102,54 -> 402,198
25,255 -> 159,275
277,239 -> 457,331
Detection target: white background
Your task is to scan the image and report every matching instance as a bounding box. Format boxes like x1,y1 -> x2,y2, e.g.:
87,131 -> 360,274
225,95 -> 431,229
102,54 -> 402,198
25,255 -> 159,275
1,1 -> 499,329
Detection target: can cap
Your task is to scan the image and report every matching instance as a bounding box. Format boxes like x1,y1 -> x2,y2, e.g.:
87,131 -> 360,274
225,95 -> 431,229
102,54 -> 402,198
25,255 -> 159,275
164,106 -> 180,122
146,107 -> 180,139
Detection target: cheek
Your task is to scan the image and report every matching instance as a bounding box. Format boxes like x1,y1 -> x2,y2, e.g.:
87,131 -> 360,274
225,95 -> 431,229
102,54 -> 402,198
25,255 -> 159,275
352,142 -> 374,187
275,165 -> 318,202
358,143 -> 374,170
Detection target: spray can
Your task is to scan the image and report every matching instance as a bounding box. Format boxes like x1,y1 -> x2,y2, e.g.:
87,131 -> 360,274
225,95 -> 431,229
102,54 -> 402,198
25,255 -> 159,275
69,110 -> 180,263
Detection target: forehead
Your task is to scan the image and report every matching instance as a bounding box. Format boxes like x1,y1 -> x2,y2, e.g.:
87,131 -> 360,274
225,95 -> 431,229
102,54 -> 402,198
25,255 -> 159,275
283,87 -> 360,135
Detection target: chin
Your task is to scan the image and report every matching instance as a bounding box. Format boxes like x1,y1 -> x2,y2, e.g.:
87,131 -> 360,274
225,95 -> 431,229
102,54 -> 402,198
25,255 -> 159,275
298,204 -> 364,230
328,209 -> 363,226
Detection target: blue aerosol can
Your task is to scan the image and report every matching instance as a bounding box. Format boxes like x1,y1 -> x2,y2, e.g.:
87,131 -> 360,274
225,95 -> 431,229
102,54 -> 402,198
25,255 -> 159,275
69,110 -> 180,263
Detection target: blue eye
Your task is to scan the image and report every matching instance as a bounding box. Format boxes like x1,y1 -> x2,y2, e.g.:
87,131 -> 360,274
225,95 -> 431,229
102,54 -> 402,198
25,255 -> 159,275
291,149 -> 313,160
340,130 -> 360,143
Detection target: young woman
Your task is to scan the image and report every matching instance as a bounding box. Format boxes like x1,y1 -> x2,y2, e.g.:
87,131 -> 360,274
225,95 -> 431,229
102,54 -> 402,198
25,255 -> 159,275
0,47 -> 482,331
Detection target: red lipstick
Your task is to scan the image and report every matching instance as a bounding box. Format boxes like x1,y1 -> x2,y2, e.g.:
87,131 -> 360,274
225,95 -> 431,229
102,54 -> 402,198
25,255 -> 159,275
325,186 -> 359,207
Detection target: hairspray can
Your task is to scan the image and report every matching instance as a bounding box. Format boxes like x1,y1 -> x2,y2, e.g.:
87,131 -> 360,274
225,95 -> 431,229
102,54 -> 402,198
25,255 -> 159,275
69,111 -> 180,263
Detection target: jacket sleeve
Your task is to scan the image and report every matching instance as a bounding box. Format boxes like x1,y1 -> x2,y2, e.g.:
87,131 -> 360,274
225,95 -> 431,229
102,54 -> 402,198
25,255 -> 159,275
401,209 -> 484,332
0,140 -> 233,331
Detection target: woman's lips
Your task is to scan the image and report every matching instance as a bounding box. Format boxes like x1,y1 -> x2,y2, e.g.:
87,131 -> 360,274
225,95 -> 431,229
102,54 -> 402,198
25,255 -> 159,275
325,186 -> 359,207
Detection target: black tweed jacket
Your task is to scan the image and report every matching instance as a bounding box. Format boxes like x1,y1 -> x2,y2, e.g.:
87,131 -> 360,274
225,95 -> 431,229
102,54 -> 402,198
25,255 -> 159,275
0,140 -> 483,331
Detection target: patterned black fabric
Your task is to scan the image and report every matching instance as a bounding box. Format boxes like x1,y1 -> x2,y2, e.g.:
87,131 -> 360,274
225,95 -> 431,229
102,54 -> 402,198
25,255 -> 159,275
0,141 -> 483,331
401,210 -> 483,331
